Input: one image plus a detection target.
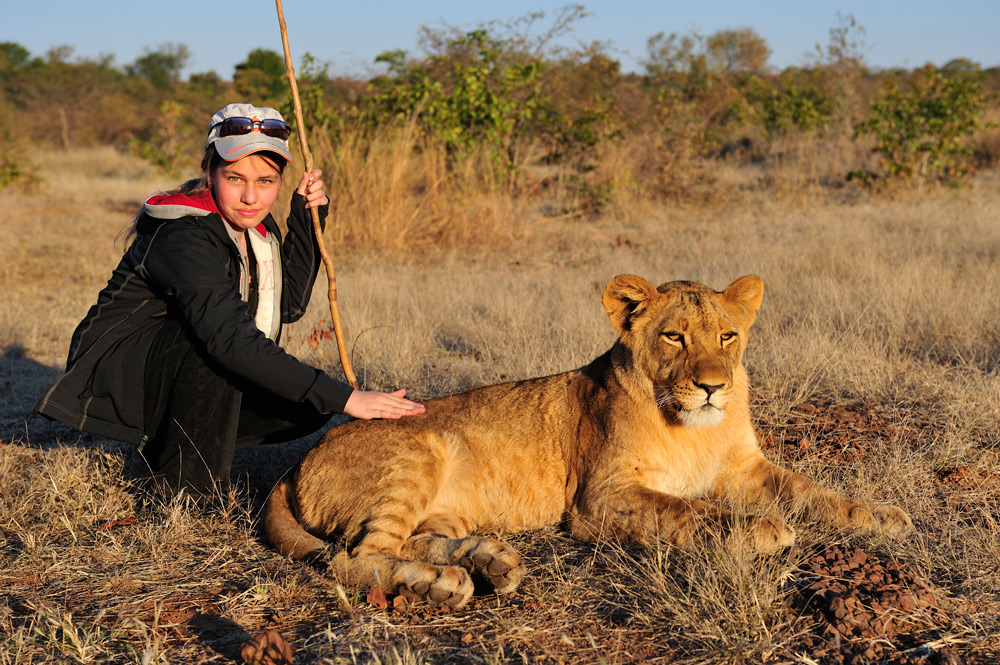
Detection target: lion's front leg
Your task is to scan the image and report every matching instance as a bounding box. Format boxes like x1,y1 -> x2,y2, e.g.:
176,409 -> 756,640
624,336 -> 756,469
718,454 -> 914,537
568,484 -> 795,553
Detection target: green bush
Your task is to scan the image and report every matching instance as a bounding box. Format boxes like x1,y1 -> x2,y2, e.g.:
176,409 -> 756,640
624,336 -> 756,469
850,64 -> 993,188
127,100 -> 202,175
0,107 -> 38,190
361,29 -> 542,174
0,150 -> 37,190
760,84 -> 832,134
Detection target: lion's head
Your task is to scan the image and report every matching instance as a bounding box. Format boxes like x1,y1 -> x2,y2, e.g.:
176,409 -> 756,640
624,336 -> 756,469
603,274 -> 763,427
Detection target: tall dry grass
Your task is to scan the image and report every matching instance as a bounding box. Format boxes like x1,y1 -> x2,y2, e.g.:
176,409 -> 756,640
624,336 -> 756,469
2,145 -> 999,662
311,122 -> 537,250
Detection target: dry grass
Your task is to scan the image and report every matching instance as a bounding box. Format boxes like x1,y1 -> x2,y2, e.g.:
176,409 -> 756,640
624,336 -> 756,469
2,146 -> 999,663
313,123 -> 536,250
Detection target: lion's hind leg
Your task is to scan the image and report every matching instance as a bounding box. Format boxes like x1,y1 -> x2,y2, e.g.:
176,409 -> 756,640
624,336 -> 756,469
328,547 -> 474,608
327,513 -> 474,608
401,514 -> 526,595
323,463 -> 478,607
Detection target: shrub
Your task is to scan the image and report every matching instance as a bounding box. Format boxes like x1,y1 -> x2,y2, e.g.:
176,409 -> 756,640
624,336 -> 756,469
850,64 -> 993,189
0,109 -> 38,190
760,83 -> 833,135
361,29 -> 542,176
127,100 -> 202,175
0,148 -> 37,190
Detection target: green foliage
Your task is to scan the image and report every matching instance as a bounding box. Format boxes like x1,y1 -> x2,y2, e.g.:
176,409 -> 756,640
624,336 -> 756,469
767,85 -> 831,132
573,176 -> 619,216
0,44 -> 151,149
362,29 -> 543,172
126,43 -> 190,90
851,64 -> 993,188
643,31 -> 703,78
186,71 -> 227,98
811,12 -> 870,130
533,53 -> 620,167
740,72 -> 833,135
127,100 -> 202,175
234,48 -> 287,104
277,54 -> 339,151
0,146 -> 37,190
645,27 -> 771,84
0,41 -> 39,70
0,104 -> 38,190
644,28 -> 783,150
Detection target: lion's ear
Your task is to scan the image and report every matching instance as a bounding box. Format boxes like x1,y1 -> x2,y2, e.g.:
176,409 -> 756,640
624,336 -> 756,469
603,275 -> 659,335
722,275 -> 764,327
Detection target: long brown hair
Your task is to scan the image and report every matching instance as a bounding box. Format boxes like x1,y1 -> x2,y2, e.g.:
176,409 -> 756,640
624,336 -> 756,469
118,147 -> 287,250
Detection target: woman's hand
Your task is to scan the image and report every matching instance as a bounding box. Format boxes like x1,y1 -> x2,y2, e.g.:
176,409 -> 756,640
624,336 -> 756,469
296,169 -> 329,209
344,388 -> 426,420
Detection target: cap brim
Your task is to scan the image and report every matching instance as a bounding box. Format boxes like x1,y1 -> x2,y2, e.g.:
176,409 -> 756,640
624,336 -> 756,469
213,134 -> 293,162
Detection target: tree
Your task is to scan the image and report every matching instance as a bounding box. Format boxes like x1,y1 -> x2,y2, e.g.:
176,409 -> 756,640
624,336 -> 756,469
643,31 -> 701,77
234,48 -> 287,103
127,43 -> 190,90
816,12 -> 868,73
0,43 -> 39,112
705,28 -> 770,75
45,45 -> 74,64
186,71 -> 228,100
813,12 -> 870,132
0,42 -> 36,70
941,58 -> 980,77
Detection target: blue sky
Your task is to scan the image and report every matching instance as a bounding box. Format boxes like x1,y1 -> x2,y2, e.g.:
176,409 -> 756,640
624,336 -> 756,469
6,1 -> 998,79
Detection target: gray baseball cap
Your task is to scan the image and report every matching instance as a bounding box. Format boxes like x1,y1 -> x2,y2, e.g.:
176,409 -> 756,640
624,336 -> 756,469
206,103 -> 293,162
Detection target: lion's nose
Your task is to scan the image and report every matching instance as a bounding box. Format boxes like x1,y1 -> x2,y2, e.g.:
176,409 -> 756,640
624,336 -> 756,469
694,382 -> 724,398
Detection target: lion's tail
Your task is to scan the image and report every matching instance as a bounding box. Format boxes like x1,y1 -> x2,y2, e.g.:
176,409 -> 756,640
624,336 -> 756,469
262,476 -> 328,560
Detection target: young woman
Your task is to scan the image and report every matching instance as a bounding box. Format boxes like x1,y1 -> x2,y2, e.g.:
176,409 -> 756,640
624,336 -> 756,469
37,103 -> 424,495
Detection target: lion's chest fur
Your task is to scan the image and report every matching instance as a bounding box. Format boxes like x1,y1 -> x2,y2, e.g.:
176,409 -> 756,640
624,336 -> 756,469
627,412 -> 756,499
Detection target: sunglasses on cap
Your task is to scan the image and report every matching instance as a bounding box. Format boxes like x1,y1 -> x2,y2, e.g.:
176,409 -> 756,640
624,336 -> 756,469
213,117 -> 291,140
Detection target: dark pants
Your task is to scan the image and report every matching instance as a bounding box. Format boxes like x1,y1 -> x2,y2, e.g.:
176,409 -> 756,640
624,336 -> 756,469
139,319 -> 330,495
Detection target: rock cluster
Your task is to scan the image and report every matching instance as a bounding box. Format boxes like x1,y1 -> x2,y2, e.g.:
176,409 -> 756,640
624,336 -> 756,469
791,544 -> 956,664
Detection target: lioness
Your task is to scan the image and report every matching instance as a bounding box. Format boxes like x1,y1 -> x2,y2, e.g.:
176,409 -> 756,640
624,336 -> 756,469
264,275 -> 913,608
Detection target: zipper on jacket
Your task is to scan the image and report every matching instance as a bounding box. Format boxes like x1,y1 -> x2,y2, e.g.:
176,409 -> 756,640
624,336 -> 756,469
237,246 -> 250,303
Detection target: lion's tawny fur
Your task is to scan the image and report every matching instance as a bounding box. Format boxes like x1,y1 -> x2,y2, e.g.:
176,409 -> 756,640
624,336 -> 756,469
263,275 -> 913,608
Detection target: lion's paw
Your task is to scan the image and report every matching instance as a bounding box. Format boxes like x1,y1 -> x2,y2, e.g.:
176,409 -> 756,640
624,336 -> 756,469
746,514 -> 796,553
457,538 -> 525,594
844,502 -> 914,538
872,504 -> 914,537
395,563 -> 473,609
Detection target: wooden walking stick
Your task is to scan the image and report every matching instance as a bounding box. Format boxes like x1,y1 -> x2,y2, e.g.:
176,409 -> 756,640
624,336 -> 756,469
275,0 -> 358,389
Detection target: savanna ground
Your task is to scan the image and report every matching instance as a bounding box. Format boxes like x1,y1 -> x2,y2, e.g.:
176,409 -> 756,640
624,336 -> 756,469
2,144 -> 999,664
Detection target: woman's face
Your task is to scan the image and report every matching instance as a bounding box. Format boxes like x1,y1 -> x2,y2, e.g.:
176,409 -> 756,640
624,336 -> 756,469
209,154 -> 282,231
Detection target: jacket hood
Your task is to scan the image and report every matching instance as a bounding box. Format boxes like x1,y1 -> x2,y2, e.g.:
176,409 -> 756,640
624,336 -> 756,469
137,189 -> 272,238
142,189 -> 220,220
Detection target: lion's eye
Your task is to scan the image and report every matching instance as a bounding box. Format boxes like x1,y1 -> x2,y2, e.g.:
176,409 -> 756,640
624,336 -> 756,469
662,332 -> 684,344
720,332 -> 737,344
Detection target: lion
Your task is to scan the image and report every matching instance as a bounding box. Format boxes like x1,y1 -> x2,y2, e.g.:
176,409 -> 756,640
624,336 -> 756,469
263,274 -> 913,608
